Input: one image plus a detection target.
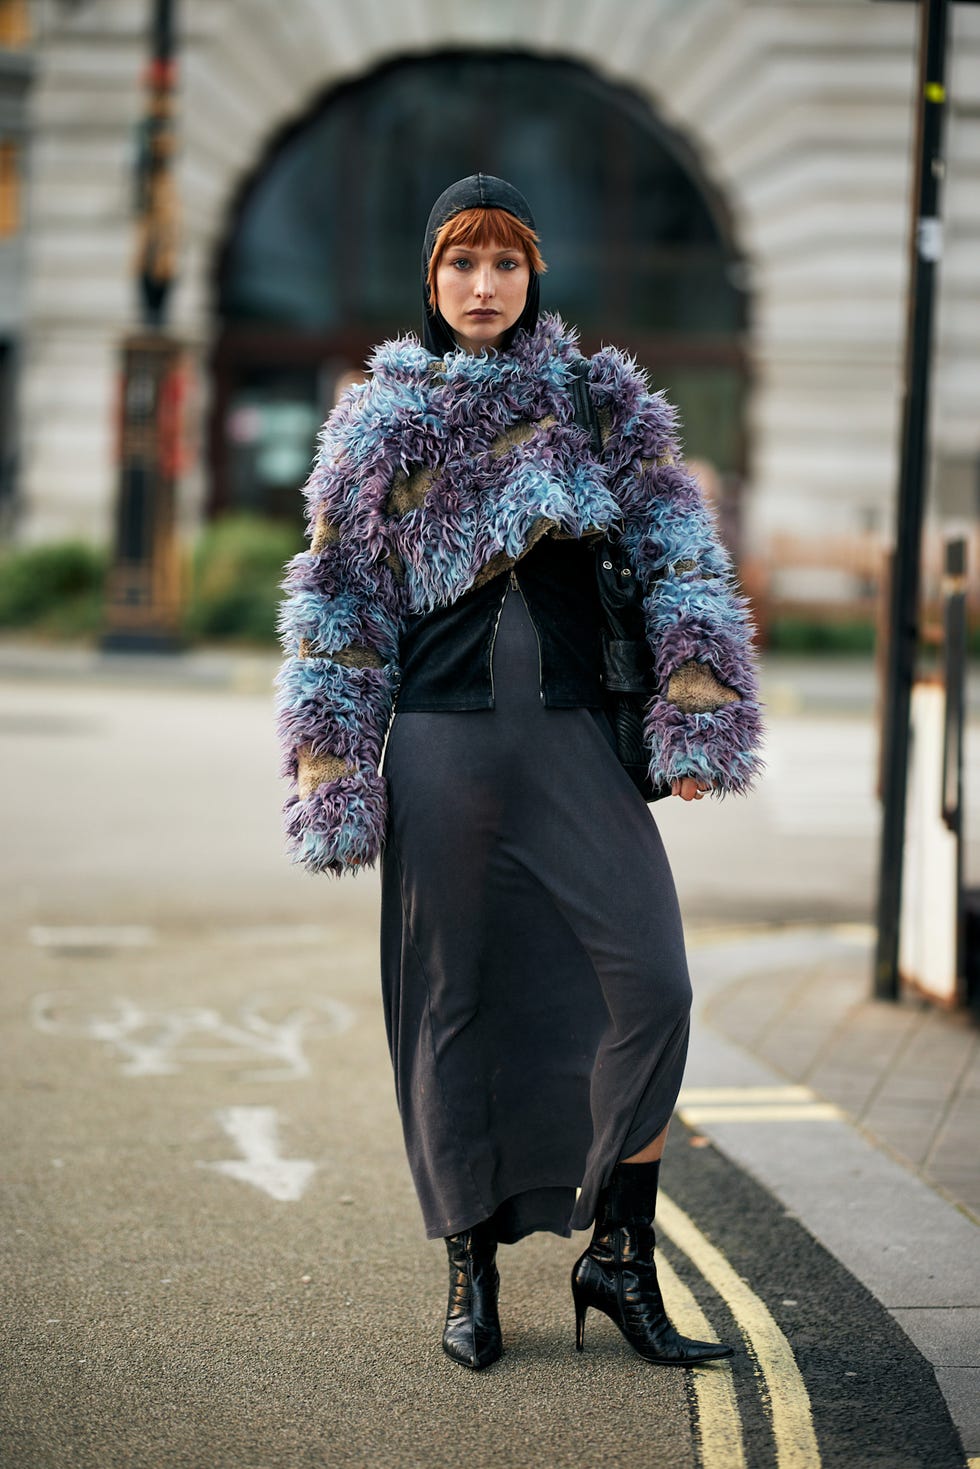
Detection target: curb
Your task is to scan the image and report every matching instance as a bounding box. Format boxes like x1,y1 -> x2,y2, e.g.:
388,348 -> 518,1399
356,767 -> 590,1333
683,923 -> 980,1460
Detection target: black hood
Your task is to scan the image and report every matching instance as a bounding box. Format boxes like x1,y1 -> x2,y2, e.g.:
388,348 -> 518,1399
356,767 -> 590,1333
421,173 -> 540,358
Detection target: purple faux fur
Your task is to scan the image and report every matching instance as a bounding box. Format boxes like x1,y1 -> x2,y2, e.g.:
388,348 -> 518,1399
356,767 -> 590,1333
284,769 -> 388,878
643,696 -> 766,797
274,663 -> 391,779
275,312 -> 766,874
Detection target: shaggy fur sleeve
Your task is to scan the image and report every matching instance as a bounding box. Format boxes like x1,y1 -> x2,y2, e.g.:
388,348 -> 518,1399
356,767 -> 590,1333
589,348 -> 765,797
274,384 -> 404,876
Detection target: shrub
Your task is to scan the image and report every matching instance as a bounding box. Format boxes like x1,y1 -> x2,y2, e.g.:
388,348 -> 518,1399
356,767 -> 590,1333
0,541 -> 107,633
183,513 -> 299,645
766,616 -> 878,656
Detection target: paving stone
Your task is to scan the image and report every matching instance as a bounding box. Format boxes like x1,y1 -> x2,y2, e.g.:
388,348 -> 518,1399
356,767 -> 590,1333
860,1128 -> 937,1169
860,1103 -> 941,1140
807,1075 -> 879,1106
929,1107 -> 980,1158
889,1308 -> 980,1367
872,1079 -> 961,1108
932,1369 -> 980,1457
956,1052 -> 980,1099
757,1037 -> 828,1075
706,941 -> 979,1222
925,1171 -> 980,1218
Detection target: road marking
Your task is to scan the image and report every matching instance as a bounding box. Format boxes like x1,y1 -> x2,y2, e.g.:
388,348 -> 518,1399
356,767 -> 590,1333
681,1087 -> 817,1104
29,925 -> 156,949
216,925 -> 340,946
657,1253 -> 746,1469
32,991 -> 356,1079
199,1107 -> 316,1202
679,1085 -> 843,1126
680,1104 -> 843,1124
659,1193 -> 821,1469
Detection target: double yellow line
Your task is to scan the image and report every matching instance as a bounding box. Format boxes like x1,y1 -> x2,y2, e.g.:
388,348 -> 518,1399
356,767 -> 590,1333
658,1193 -> 821,1469
678,1084 -> 844,1127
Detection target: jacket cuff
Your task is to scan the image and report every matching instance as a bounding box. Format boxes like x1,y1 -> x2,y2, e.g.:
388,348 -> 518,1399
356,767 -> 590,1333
643,696 -> 766,796
283,768 -> 388,876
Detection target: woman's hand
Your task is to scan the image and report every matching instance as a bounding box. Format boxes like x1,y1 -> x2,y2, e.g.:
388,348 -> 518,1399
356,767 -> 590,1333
671,777 -> 713,802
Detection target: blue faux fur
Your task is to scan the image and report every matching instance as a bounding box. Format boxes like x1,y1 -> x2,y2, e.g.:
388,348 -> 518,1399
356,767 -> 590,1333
275,312 -> 765,875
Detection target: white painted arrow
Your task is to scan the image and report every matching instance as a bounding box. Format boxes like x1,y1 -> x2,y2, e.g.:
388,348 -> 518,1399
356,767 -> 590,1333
200,1106 -> 316,1202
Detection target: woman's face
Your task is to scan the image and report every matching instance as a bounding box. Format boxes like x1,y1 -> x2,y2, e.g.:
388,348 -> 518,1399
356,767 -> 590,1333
434,239 -> 531,354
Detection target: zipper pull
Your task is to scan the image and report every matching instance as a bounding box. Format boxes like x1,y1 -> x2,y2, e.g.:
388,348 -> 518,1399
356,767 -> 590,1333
509,567 -> 519,588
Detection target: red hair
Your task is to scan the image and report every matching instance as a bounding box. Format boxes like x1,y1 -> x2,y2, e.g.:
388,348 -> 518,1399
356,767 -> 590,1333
427,206 -> 548,310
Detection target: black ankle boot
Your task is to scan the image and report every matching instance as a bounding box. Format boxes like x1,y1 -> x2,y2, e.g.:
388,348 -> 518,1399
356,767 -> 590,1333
571,1159 -> 734,1366
442,1220 -> 502,1370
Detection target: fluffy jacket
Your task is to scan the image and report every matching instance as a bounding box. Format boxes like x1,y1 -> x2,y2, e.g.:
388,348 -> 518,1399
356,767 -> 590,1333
275,312 -> 765,876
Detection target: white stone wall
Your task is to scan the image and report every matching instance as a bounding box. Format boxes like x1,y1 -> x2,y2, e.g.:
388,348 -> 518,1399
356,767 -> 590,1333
931,0 -> 980,544
16,0 -> 980,596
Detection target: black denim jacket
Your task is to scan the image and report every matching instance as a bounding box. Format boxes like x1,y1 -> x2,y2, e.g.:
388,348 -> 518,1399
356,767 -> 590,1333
393,533 -> 604,711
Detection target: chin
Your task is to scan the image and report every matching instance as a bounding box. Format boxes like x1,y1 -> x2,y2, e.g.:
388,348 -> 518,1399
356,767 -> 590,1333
474,316 -> 514,337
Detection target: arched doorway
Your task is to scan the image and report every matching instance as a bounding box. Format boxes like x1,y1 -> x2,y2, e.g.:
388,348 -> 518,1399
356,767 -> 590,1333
209,50 -> 750,541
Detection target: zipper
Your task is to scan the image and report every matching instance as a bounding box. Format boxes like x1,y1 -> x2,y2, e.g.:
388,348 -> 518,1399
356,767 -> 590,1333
511,566 -> 545,703
487,576 -> 510,705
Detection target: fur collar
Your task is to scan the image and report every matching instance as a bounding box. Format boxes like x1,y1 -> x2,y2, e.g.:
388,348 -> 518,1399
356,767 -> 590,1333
305,312 -> 645,614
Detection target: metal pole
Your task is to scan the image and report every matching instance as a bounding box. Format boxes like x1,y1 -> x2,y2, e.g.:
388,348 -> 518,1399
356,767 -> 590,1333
941,537 -> 967,998
873,0 -> 950,1000
101,0 -> 184,652
137,0 -> 178,328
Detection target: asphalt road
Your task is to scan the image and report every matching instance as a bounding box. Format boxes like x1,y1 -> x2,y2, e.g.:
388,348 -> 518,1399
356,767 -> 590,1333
0,672 -> 971,1467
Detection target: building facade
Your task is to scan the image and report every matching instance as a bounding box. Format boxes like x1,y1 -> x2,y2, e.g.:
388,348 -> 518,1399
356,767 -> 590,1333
0,0 -> 32,536
14,0 -> 980,610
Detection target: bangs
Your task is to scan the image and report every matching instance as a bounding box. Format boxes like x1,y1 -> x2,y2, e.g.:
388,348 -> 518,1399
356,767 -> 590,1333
436,207 -> 542,257
427,207 -> 547,307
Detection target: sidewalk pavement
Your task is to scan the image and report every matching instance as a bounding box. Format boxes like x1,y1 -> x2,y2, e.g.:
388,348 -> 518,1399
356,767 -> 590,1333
683,922 -> 980,1462
0,636 -> 282,694
691,921 -> 980,1223
1,635 -> 979,715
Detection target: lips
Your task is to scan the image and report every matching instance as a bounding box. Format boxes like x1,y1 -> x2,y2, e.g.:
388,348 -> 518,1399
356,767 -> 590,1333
467,310 -> 499,318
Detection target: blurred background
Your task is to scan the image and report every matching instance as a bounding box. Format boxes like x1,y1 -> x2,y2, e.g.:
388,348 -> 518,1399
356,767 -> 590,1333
0,0 -> 977,653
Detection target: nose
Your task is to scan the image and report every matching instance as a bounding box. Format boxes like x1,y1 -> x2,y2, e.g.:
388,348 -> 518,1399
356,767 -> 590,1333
472,267 -> 495,299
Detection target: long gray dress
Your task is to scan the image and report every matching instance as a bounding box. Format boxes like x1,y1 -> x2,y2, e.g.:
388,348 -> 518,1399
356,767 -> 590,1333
379,562 -> 693,1244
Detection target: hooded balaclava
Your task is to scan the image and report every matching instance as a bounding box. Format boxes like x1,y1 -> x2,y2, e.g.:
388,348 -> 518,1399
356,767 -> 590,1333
421,173 -> 541,358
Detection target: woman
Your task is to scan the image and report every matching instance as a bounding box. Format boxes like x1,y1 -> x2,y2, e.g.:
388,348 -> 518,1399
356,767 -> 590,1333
275,174 -> 764,1373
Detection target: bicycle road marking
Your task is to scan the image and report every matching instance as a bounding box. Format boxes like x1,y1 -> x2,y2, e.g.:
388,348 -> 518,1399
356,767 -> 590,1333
659,1192 -> 821,1469
657,1253 -> 746,1469
31,991 -> 356,1079
198,1107 -> 316,1202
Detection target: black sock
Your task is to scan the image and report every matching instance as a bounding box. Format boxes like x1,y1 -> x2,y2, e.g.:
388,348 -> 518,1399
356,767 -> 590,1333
608,1157 -> 661,1223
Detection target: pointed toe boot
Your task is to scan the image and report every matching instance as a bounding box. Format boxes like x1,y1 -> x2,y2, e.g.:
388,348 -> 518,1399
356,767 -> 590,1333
441,1220 -> 503,1370
571,1159 -> 734,1367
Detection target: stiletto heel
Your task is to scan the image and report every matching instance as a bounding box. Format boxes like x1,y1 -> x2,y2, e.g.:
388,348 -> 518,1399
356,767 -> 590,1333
573,1284 -> 587,1351
571,1159 -> 734,1367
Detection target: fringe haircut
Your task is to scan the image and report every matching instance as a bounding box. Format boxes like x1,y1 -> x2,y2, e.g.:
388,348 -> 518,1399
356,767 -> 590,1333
427,207 -> 548,309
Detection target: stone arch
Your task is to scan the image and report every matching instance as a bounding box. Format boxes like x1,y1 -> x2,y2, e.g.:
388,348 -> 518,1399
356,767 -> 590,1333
28,0 -> 979,595
204,47 -> 751,528
175,2 -> 763,335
